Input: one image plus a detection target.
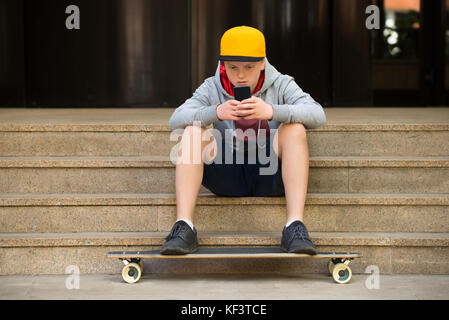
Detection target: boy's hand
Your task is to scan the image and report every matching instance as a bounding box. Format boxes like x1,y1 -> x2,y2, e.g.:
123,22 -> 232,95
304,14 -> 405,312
236,96 -> 273,120
216,99 -> 245,121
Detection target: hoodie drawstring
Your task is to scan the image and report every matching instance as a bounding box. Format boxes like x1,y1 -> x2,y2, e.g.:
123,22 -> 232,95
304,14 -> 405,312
257,119 -> 266,148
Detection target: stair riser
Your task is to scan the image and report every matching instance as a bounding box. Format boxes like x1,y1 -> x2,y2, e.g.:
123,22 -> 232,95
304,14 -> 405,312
1,167 -> 448,194
1,130 -> 449,157
0,131 -> 172,157
310,130 -> 449,157
0,245 -> 447,275
2,204 -> 447,233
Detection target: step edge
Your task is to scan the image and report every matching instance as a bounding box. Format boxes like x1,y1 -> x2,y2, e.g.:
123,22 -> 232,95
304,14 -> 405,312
1,192 -> 448,206
1,123 -> 449,132
1,155 -> 448,168
1,231 -> 448,248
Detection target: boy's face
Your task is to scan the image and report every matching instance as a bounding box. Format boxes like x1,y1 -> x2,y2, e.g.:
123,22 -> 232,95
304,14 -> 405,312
223,59 -> 265,94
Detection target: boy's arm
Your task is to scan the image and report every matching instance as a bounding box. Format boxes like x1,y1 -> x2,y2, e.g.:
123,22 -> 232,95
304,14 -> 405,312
270,78 -> 326,129
169,79 -> 220,130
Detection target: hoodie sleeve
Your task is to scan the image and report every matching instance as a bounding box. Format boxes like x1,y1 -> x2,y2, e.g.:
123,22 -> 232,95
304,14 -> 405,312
270,78 -> 326,129
168,79 -> 220,130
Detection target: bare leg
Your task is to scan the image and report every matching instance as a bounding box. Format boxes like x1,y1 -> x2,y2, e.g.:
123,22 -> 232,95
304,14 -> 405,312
175,125 -> 217,223
273,123 -> 309,223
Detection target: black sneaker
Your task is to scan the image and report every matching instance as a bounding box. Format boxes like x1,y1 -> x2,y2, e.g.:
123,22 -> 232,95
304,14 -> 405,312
160,220 -> 199,255
281,220 -> 317,255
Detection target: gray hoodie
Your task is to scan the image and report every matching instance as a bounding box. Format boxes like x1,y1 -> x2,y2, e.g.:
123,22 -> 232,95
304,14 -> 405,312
169,58 -> 326,155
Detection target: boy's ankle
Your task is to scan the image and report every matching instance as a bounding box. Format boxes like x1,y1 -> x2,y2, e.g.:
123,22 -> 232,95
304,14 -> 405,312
176,218 -> 194,231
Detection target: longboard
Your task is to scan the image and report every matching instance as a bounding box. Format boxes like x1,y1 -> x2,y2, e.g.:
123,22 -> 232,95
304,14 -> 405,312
107,247 -> 361,284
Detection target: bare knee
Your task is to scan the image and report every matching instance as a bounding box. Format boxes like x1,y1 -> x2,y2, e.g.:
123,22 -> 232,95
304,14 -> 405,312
281,123 -> 307,140
178,125 -> 217,162
182,125 -> 202,139
274,123 -> 307,158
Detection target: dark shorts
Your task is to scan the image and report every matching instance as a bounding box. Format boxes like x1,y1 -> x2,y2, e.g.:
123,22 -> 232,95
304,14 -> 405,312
202,138 -> 285,197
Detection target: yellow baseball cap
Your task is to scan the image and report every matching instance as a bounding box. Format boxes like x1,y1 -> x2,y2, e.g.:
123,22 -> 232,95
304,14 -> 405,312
219,26 -> 266,61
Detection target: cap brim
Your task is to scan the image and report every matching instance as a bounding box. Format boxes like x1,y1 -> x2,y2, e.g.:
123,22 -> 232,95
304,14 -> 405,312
218,55 -> 264,62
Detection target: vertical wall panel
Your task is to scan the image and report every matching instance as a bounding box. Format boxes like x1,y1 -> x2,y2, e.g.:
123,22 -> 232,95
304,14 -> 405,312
0,0 -> 25,107
261,0 -> 332,107
25,0 -> 190,107
333,0 -> 373,106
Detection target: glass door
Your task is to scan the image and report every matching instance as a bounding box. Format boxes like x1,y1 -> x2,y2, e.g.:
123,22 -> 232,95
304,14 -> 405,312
371,0 -> 421,105
371,0 -> 448,106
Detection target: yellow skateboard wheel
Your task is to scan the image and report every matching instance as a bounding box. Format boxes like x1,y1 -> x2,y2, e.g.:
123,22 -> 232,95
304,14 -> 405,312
122,263 -> 142,284
332,263 -> 352,284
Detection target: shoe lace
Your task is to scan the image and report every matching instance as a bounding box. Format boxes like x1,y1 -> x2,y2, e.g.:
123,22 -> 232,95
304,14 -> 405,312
288,224 -> 310,243
165,223 -> 187,241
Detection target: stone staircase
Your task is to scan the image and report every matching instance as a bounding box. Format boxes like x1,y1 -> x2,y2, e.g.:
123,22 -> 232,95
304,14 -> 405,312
0,107 -> 448,276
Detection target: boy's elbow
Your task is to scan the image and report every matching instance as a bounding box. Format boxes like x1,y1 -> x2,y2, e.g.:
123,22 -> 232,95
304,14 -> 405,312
299,96 -> 326,128
168,116 -> 183,131
168,116 -> 175,131
318,108 -> 327,127
311,101 -> 326,127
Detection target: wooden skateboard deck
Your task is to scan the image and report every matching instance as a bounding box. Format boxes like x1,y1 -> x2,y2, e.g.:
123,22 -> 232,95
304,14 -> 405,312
108,247 -> 360,259
108,247 -> 361,284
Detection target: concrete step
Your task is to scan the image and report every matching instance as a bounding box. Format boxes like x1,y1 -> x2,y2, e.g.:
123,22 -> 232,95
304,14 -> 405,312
0,231 -> 447,275
1,123 -> 449,157
1,193 -> 448,233
1,155 -> 448,194
1,108 -> 448,157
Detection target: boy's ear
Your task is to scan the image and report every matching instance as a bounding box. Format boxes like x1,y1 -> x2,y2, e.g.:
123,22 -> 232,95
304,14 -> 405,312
260,59 -> 265,70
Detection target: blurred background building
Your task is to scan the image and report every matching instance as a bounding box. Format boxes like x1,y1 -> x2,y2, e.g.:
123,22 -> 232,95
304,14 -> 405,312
0,0 -> 448,108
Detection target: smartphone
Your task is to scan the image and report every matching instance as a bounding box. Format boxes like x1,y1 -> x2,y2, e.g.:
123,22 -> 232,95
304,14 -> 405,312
233,85 -> 251,102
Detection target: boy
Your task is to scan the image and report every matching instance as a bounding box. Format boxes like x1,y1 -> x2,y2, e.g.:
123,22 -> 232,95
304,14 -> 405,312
163,26 -> 326,255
